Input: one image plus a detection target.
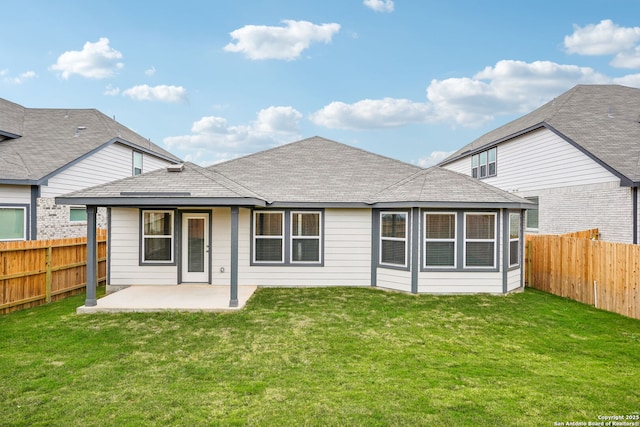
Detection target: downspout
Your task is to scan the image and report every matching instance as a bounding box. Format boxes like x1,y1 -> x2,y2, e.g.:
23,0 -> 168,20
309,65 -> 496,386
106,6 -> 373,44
30,185 -> 39,240
633,187 -> 638,244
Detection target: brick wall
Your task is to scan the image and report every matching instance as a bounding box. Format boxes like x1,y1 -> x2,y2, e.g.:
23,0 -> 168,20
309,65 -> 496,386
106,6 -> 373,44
37,197 -> 108,240
527,181 -> 633,243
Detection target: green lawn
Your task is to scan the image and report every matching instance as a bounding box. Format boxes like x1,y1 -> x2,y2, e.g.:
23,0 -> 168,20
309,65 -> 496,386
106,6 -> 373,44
1,287 -> 639,427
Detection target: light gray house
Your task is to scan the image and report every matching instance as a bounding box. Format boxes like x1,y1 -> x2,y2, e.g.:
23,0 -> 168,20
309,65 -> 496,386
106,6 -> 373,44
440,84 -> 640,243
0,98 -> 181,241
57,137 -> 534,307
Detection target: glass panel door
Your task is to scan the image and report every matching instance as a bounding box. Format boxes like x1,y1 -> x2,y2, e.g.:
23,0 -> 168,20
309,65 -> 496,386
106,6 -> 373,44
181,213 -> 209,283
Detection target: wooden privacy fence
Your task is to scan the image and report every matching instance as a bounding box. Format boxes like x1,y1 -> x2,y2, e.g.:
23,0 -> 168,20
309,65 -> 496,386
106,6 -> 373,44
0,230 -> 107,314
526,229 -> 640,320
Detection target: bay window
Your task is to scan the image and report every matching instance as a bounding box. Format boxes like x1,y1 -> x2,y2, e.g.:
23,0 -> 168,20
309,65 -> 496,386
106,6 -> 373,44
464,213 -> 497,268
509,212 -> 521,267
380,212 -> 408,267
424,212 -> 456,268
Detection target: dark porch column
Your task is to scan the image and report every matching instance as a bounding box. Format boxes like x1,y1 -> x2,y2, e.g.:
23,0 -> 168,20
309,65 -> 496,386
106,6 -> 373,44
229,206 -> 239,307
85,205 -> 97,307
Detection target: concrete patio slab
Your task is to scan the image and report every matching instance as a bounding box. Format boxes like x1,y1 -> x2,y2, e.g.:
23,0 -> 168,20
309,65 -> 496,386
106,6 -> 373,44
76,285 -> 257,314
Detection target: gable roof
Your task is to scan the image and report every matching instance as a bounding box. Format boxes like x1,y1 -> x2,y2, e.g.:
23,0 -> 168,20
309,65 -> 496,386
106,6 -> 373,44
440,84 -> 640,184
0,98 -> 181,184
57,136 -> 534,209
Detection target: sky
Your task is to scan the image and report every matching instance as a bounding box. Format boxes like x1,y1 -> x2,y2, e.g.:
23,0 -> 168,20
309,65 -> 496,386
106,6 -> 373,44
2,1 -> 640,167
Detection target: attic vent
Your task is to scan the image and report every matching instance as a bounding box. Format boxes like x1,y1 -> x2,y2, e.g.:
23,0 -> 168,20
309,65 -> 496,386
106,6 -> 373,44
167,163 -> 184,172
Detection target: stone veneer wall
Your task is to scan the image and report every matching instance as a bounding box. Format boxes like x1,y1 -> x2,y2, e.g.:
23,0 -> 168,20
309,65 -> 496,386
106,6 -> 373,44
37,197 -> 108,240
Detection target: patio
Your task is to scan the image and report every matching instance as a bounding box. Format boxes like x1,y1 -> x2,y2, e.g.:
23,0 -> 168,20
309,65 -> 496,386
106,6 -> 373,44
76,285 -> 258,314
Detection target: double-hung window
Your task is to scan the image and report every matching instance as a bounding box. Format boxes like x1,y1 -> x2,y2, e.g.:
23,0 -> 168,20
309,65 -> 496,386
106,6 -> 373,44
424,212 -> 456,268
380,212 -> 408,267
291,212 -> 321,263
254,211 -> 284,263
142,210 -> 174,263
509,212 -> 521,267
471,147 -> 496,178
0,207 -> 26,241
133,151 -> 143,176
464,213 -> 496,268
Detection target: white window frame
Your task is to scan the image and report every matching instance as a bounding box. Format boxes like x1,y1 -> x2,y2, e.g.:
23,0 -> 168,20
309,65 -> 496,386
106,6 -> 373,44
424,212 -> 457,269
525,197 -> 539,231
141,210 -> 174,264
471,147 -> 497,179
253,211 -> 285,264
0,206 -> 27,241
379,211 -> 408,268
509,212 -> 521,268
69,207 -> 87,222
290,211 -> 322,264
463,212 -> 497,269
133,151 -> 143,176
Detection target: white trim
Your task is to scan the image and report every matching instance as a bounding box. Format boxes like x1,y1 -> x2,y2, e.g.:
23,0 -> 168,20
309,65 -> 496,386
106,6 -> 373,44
253,211 -> 285,264
0,206 -> 27,241
379,211 -> 408,268
290,211 -> 322,264
463,212 -> 497,269
424,211 -> 457,269
508,212 -> 521,268
181,213 -> 210,283
142,210 -> 174,264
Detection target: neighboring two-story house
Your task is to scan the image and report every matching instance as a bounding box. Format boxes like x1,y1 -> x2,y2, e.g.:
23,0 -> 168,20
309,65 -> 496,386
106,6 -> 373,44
440,84 -> 640,243
0,98 -> 181,241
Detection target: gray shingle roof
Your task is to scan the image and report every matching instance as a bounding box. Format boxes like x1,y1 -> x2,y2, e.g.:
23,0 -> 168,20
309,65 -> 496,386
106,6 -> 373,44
58,136 -> 533,208
210,136 -> 423,204
0,98 -> 181,182
440,84 -> 640,184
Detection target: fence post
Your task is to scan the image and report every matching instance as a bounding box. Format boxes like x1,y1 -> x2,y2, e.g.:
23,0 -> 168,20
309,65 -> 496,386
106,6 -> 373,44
45,246 -> 52,303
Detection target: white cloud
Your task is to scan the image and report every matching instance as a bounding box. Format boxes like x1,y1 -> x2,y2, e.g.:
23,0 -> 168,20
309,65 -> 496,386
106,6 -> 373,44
145,66 -> 156,76
223,20 -> 341,60
611,46 -> 640,69
1,70 -> 37,84
564,20 -> 640,56
310,98 -> 431,130
311,59 -> 619,131
164,106 -> 302,165
612,73 -> 640,87
50,37 -> 124,79
415,150 -> 456,168
104,84 -> 120,96
363,0 -> 394,13
122,84 -> 187,103
426,60 -> 610,127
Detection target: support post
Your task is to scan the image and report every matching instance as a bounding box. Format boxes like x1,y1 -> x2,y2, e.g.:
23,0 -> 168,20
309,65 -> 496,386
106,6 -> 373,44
229,206 -> 239,307
411,208 -> 419,294
85,205 -> 98,307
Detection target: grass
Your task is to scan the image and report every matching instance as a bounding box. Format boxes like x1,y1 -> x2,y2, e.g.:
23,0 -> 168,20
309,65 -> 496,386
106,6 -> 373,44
0,287 -> 639,427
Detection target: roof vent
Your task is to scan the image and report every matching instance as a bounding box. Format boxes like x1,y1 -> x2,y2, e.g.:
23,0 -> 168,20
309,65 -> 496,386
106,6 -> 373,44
167,163 -> 184,172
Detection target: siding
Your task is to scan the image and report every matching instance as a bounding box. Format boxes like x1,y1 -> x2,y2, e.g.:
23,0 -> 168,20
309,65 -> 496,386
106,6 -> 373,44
42,143 -> 173,197
0,185 -> 31,204
507,268 -> 521,292
237,208 -> 372,286
211,208 -> 231,286
444,128 -> 630,242
417,271 -> 504,293
444,128 -> 619,192
109,208 -> 177,285
376,268 -> 411,292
